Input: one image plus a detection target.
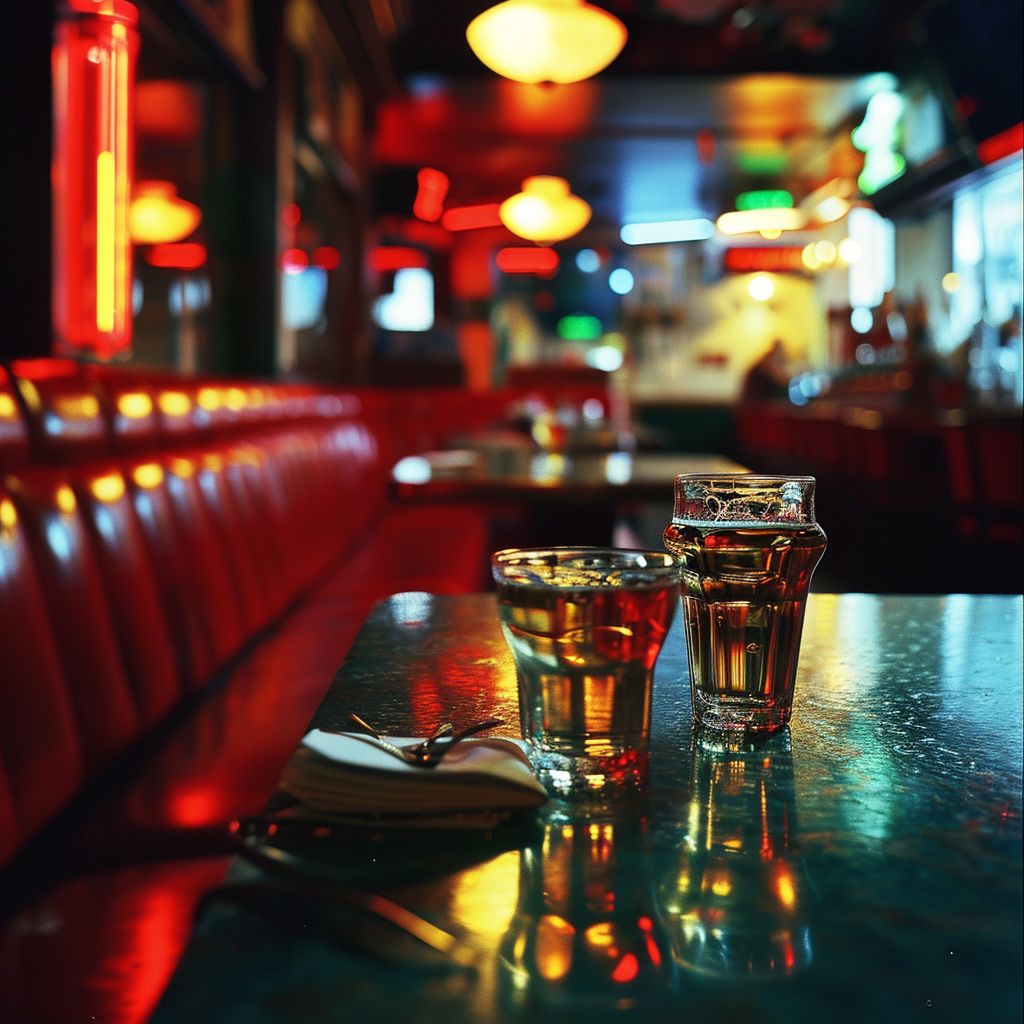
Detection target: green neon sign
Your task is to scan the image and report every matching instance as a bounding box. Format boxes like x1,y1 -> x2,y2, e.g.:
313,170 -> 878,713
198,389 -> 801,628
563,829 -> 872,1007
736,190 -> 793,211
557,314 -> 603,341
852,91 -> 907,194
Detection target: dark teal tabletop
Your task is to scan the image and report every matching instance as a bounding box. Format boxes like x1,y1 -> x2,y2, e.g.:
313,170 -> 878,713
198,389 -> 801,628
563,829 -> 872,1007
151,593 -> 1023,1024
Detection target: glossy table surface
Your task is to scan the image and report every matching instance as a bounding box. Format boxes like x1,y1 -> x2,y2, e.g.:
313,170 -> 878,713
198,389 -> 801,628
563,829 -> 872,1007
390,450 -> 747,502
152,593 -> 1023,1024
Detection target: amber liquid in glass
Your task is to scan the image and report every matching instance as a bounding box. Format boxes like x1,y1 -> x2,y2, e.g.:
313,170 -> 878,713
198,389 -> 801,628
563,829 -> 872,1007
496,576 -> 678,762
663,521 -> 825,731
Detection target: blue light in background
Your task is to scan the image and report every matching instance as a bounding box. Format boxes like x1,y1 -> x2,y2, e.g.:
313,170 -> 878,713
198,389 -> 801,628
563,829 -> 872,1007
608,268 -> 634,294
372,267 -> 434,332
281,266 -> 328,330
619,138 -> 705,225
576,248 -> 601,273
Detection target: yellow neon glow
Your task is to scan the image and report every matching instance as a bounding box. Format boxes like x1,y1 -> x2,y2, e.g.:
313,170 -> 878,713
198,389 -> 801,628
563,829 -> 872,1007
225,387 -> 247,411
0,394 -> 17,420
90,473 -> 125,503
118,392 -> 153,419
197,387 -> 222,411
54,395 -> 100,420
500,175 -> 591,245
466,0 -> 627,85
158,391 -> 192,416
942,272 -> 960,293
717,208 -> 807,235
114,22 -> 130,337
202,454 -> 223,473
96,151 -> 116,332
0,499 -> 17,529
55,485 -> 77,514
776,869 -> 796,909
170,458 -> 195,479
132,463 -> 164,489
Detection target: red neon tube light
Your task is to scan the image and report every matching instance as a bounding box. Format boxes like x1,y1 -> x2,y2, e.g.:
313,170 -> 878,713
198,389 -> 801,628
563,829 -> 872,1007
441,204 -> 503,231
53,0 -> 139,360
495,247 -> 560,274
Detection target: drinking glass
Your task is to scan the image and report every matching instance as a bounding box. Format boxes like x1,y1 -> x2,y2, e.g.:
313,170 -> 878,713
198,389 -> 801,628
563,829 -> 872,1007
492,547 -> 679,799
663,475 -> 825,735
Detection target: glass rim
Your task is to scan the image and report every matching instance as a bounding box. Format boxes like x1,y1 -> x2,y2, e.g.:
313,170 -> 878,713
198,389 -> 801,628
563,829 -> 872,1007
672,474 -> 818,525
491,546 -> 678,585
673,473 -> 817,485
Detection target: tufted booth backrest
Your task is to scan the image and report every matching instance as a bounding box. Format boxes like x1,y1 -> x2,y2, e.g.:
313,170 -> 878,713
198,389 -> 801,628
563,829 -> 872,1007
0,358 -> 613,869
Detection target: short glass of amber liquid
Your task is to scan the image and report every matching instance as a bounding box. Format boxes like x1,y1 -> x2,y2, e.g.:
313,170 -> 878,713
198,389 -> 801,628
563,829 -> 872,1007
663,476 -> 826,736
492,548 -> 679,800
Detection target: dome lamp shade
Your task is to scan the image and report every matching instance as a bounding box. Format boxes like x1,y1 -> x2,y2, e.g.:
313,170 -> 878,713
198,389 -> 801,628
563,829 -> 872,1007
129,181 -> 202,245
466,0 -> 627,85
499,176 -> 592,245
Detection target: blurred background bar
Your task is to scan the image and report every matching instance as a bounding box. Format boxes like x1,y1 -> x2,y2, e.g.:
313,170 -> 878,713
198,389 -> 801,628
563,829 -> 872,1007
0,0 -> 1021,587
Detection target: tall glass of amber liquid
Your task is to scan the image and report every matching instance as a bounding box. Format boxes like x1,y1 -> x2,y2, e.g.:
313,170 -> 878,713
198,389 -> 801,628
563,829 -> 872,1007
492,548 -> 679,799
663,476 -> 825,735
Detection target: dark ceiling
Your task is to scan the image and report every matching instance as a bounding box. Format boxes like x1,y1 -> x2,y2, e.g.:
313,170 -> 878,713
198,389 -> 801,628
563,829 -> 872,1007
368,0 -> 1020,230
391,0 -> 935,78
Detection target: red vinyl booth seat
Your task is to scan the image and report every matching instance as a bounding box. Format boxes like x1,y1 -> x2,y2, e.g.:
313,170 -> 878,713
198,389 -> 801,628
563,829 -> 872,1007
1,358 -> 605,1024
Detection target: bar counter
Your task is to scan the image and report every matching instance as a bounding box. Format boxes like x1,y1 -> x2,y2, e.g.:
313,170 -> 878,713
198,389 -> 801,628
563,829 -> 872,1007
151,592 -> 1022,1024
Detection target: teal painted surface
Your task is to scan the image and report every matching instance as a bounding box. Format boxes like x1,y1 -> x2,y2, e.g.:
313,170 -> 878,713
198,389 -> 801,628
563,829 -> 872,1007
152,593 -> 1023,1024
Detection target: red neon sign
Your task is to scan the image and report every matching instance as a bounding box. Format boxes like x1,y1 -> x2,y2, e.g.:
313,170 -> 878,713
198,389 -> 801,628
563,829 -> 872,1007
495,247 -> 560,274
413,168 -> 449,223
723,247 -> 804,272
441,204 -> 503,231
367,246 -> 429,272
978,122 -> 1023,166
312,246 -> 341,270
52,0 -> 139,360
146,242 -> 207,269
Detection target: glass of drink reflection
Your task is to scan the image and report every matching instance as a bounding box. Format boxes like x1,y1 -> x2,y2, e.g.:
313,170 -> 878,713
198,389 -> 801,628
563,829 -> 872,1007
492,547 -> 680,800
663,476 -> 826,736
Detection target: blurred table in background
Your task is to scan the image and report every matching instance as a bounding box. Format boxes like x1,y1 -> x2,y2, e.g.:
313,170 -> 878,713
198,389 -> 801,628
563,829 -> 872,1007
151,591 -> 1023,1024
391,450 -> 748,546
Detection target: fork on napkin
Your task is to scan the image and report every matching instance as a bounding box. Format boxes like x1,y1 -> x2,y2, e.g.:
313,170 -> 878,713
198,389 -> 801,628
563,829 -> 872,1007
278,729 -> 548,819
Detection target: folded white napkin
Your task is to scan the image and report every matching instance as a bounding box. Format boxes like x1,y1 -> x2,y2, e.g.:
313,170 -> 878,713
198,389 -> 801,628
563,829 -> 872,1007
278,730 -> 548,818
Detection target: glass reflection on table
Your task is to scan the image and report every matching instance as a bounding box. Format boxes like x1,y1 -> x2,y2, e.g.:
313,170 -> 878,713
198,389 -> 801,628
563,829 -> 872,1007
498,813 -> 668,1015
659,729 -> 813,980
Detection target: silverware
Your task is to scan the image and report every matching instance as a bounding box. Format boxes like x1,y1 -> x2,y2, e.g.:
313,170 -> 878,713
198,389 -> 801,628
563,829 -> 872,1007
340,713 -> 504,768
416,718 -> 505,766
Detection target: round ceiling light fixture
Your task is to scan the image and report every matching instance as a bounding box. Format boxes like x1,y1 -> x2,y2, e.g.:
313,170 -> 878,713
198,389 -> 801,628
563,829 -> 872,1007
466,0 -> 627,85
129,181 -> 201,245
499,176 -> 591,245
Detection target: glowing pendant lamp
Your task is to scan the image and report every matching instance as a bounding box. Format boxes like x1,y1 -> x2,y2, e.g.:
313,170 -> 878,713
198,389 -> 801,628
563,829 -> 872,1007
467,0 -> 627,85
500,176 -> 591,245
129,181 -> 202,244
